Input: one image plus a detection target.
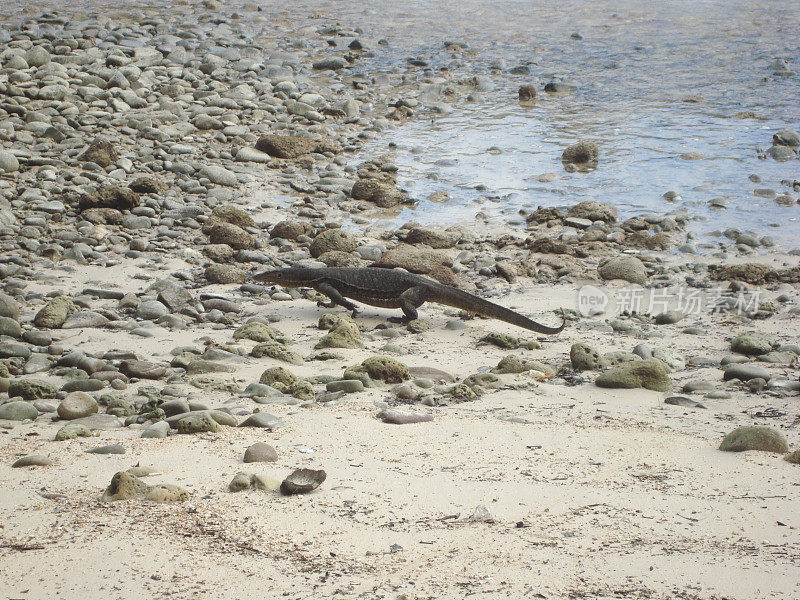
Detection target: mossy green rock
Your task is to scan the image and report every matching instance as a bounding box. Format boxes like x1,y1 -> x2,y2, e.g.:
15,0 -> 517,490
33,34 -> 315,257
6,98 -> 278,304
595,359 -> 672,392
480,332 -> 519,349
289,380 -> 315,402
730,332 -> 777,356
492,356 -> 555,375
8,378 -> 59,400
719,426 -> 788,453
145,484 -> 189,503
570,343 -> 606,371
33,296 -> 77,329
315,321 -> 363,349
101,471 -> 151,501
602,351 -> 642,366
361,356 -> 410,383
233,322 -> 283,343
450,383 -> 480,400
259,366 -> 298,389
101,471 -> 188,503
251,342 -> 303,365
176,412 -> 220,434
55,422 -> 92,441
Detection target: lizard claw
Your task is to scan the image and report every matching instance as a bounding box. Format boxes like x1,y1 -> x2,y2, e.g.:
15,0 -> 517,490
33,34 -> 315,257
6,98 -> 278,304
350,308 -> 360,318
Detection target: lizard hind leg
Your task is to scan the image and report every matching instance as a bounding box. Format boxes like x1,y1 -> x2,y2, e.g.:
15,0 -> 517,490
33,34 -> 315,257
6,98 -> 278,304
390,286 -> 427,323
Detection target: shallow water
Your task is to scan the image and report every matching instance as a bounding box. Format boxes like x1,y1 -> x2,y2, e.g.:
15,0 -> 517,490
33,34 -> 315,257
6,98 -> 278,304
342,0 -> 800,244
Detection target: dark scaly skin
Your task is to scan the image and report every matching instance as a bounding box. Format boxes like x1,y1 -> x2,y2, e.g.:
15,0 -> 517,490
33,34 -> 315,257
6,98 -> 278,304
253,267 -> 566,334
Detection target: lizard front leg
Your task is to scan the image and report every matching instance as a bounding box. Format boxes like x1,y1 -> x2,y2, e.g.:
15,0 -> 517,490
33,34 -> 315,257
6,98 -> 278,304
314,282 -> 360,317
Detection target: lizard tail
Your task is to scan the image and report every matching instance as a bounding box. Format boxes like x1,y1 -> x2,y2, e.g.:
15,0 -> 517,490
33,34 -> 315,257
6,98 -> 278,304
427,285 -> 566,334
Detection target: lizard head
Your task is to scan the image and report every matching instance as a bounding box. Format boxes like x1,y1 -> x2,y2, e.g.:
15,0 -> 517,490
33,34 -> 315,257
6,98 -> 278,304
252,269 -> 283,284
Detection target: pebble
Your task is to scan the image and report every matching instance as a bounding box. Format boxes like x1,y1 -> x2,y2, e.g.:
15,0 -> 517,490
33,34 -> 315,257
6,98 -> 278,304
12,454 -> 53,468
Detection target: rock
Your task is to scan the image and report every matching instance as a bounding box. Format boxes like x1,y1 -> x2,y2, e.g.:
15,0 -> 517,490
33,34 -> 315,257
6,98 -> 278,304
207,222 -> 254,249
730,332 -> 776,356
250,342 -> 303,365
372,244 -> 452,274
234,322 -> 282,343
723,364 -> 771,382
654,310 -> 683,324
568,201 -> 617,224
518,84 -> 537,101
595,359 -> 672,392
155,282 -> 192,311
200,165 -> 238,187
255,135 -> 317,158
228,472 -> 253,492
326,379 -> 365,393
562,140 -> 598,164
141,421 -> 170,438
160,399 -> 190,417
570,343 -> 605,371
361,356 -> 410,383
481,332 -> 519,349
137,300 -> 169,320
270,220 -> 315,240
0,150 -> 20,173
211,205 -> 256,230
280,468 -> 326,495
146,484 -> 188,503
86,443 -> 125,455
79,140 -> 118,167
55,422 -> 91,441
120,360 -> 166,380
0,400 -> 38,421
12,454 -> 52,468
313,57 -> 347,70
243,442 -> 278,463
719,426 -> 788,453
310,229 -> 358,257
129,177 -> 168,194
101,471 -> 150,501
664,396 -> 706,409
8,378 -> 59,400
404,226 -> 461,249
25,45 -> 51,67
0,292 -> 21,320
259,367 -> 298,389
62,311 -> 109,329
289,380 -> 315,402
773,129 -> 799,148
315,321 -> 363,349
377,409 -> 433,424
34,296 -> 77,329
598,256 -> 647,285
350,179 -> 404,208
205,263 -> 247,284
57,392 -> 99,420
239,412 -> 284,429
492,356 -> 555,375
175,412 -> 220,434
